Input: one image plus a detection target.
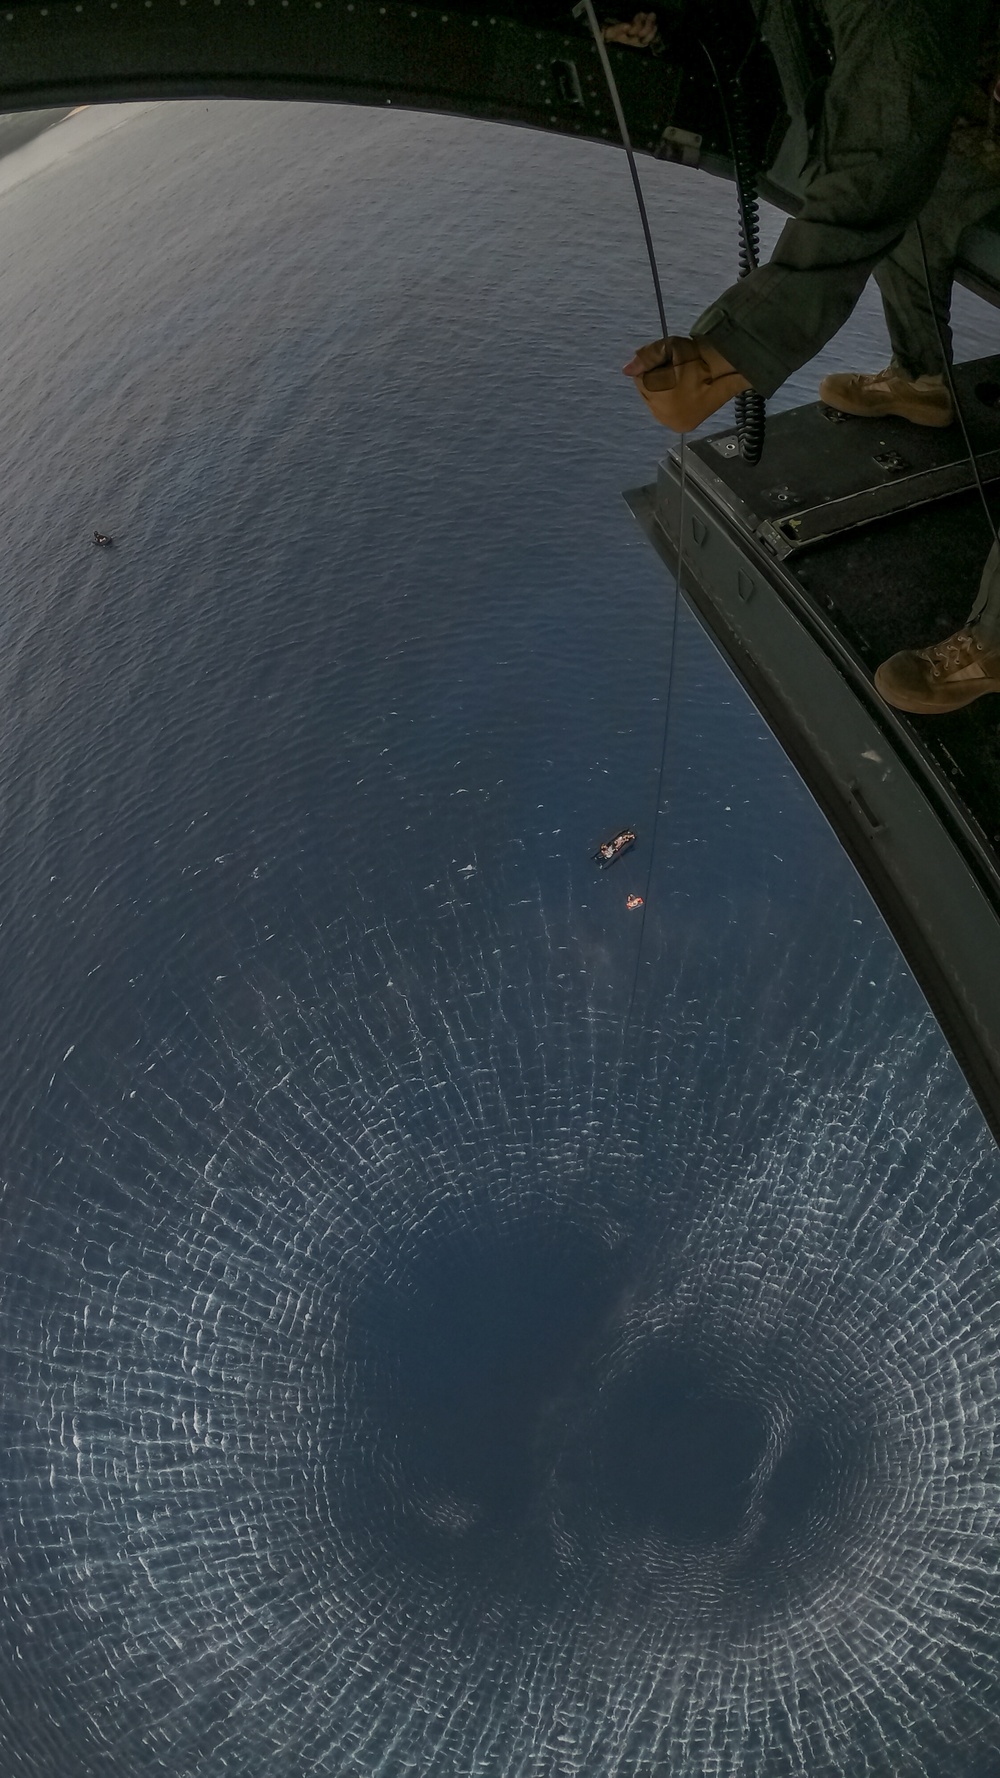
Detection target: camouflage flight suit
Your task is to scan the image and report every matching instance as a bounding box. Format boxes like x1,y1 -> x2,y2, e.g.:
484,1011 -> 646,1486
691,0 -> 992,396
876,13 -> 1000,379
887,11 -> 1000,649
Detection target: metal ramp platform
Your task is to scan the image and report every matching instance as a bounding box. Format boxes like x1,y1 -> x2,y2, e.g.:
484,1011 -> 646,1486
626,354 -> 1000,1142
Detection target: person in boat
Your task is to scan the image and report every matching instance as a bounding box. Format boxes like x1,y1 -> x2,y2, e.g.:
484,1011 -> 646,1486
626,893 -> 644,910
596,829 -> 636,864
623,0 -> 1000,714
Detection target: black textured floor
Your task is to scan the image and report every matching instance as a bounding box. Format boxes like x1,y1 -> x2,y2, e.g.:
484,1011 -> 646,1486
692,360 -> 1000,857
795,487 -> 1000,851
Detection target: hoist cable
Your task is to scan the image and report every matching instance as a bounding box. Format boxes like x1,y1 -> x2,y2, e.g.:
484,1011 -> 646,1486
573,0 -> 670,343
618,439 -> 687,1054
572,0 -> 683,1054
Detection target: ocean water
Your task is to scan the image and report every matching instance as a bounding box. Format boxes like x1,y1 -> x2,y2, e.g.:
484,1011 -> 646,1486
1,100 -> 1000,1778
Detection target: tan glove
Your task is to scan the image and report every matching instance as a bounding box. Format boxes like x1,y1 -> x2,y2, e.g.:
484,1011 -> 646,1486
623,336 -> 750,432
602,11 -> 659,47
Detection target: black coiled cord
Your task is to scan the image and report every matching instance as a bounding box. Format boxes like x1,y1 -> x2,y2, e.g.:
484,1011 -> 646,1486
729,82 -> 766,464
700,40 -> 767,465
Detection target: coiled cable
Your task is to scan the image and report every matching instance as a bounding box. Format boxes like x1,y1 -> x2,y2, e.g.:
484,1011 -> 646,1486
699,37 -> 767,464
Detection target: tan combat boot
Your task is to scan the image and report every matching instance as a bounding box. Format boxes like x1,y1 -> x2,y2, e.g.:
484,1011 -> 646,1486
819,366 -> 954,427
875,626 -> 1000,713
624,336 -> 751,432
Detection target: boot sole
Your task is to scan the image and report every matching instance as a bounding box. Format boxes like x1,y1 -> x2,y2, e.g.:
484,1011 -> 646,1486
873,664 -> 1000,714
820,393 -> 954,428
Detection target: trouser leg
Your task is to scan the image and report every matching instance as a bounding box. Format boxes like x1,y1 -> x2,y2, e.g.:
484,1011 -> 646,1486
874,153 -> 1000,378
968,540 -> 1000,642
692,0 -> 988,396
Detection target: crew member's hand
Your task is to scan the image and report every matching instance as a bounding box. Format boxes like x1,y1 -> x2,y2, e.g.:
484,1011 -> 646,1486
602,10 -> 658,47
623,336 -> 702,390
622,335 -> 749,431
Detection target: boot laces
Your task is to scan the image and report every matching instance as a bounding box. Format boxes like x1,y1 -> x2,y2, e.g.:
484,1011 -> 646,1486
927,628 -> 984,677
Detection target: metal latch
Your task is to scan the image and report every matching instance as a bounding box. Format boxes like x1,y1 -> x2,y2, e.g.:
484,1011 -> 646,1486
849,781 -> 884,836
873,449 -> 909,473
656,125 -> 701,166
550,59 -> 583,105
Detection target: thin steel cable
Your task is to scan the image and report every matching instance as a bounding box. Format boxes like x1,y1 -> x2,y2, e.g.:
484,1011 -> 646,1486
572,0 -> 682,1051
916,218 -> 1000,554
618,437 -> 686,1053
574,0 -> 669,342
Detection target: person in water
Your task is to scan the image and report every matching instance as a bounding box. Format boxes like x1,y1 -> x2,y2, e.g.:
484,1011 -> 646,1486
624,0 -> 1000,714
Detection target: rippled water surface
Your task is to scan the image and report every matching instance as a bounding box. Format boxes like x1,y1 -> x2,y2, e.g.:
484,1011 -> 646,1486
2,99 -> 1000,1778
